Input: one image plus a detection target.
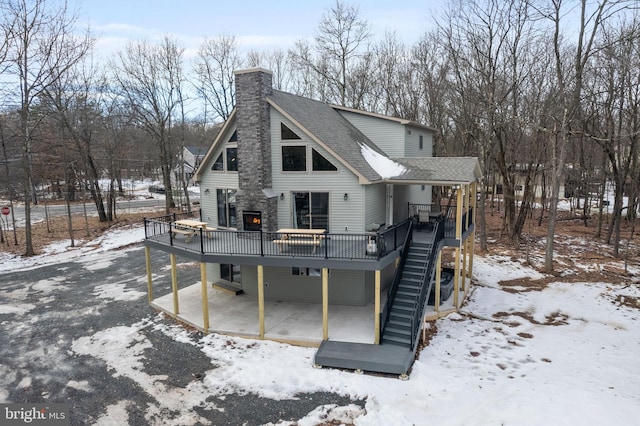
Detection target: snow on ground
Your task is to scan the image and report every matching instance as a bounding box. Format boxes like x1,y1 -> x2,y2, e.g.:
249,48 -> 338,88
2,225 -> 640,425
0,226 -> 145,273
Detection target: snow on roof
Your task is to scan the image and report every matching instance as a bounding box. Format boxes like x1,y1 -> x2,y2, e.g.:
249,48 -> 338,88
359,143 -> 406,179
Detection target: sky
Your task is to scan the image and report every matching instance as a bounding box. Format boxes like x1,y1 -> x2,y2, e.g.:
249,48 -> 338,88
75,0 -> 446,60
1,204 -> 638,424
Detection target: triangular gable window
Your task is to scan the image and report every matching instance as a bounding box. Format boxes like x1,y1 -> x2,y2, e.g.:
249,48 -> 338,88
281,123 -> 301,140
312,148 -> 337,171
228,130 -> 237,142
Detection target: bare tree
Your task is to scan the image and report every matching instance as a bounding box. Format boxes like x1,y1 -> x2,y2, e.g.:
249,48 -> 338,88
441,0 -> 540,246
194,34 -> 242,123
111,36 -> 185,214
43,54 -> 116,224
535,0 -> 630,271
289,0 -> 371,107
584,17 -> 640,256
1,0 -> 92,255
246,49 -> 293,91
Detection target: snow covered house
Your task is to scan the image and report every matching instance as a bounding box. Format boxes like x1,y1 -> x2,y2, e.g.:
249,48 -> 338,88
143,68 -> 482,376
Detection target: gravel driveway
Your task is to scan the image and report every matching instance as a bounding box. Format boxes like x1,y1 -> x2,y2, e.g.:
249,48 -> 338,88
0,244 -> 364,425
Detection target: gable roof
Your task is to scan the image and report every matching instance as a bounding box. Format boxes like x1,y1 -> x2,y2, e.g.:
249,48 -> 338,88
193,110 -> 236,181
268,90 -> 386,183
194,89 -> 482,186
185,146 -> 208,157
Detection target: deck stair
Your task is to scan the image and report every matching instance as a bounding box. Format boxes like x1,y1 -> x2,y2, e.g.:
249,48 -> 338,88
314,220 -> 445,376
381,241 -> 433,347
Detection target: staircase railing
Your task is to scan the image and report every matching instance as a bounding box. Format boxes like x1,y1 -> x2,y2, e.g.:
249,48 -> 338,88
408,218 -> 446,349
379,219 -> 414,335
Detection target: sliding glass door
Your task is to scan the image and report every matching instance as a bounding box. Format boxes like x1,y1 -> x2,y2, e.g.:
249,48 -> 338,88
292,192 -> 329,230
216,189 -> 237,228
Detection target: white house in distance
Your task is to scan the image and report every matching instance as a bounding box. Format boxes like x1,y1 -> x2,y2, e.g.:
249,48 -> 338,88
172,146 -> 208,187
143,68 -> 482,376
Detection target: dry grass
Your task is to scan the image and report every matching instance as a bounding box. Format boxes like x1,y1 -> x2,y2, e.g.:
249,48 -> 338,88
0,209 -> 164,256
2,203 -> 638,283
482,206 -> 639,283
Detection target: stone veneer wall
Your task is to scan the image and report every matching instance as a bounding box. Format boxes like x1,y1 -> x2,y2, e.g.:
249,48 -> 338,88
234,68 -> 278,233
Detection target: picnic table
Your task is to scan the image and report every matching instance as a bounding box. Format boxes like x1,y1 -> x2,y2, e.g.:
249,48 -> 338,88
273,228 -> 326,253
172,219 -> 215,242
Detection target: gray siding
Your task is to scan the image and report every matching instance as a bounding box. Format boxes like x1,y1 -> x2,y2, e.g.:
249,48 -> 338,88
339,112 -> 434,159
242,266 -> 369,305
270,110 -> 365,233
338,111 -> 405,157
404,125 -> 433,158
198,125 -> 239,227
391,184 -> 432,222
364,184 -> 386,229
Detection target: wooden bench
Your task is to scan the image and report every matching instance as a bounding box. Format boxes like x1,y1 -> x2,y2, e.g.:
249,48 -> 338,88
172,227 -> 196,242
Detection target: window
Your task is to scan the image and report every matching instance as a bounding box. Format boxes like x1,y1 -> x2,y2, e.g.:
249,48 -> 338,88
292,267 -> 324,276
282,146 -> 306,171
212,152 -> 224,171
281,123 -> 301,140
293,192 -> 328,230
312,149 -> 337,171
216,189 -> 237,228
226,147 -> 237,171
221,264 -> 241,283
419,135 -> 424,150
228,130 -> 237,142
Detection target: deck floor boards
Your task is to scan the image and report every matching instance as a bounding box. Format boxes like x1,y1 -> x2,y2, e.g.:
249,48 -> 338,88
314,341 -> 415,375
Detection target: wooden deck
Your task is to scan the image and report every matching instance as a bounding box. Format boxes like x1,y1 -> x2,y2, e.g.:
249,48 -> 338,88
143,220 -> 423,270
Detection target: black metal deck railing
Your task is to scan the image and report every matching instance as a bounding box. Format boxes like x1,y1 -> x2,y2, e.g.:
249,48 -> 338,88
144,214 -> 412,261
408,203 -> 473,239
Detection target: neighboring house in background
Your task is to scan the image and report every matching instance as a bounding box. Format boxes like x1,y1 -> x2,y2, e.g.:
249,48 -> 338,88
143,68 -> 482,376
172,146 -> 208,187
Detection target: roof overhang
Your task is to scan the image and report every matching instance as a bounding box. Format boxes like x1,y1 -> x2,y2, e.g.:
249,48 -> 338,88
381,157 -> 483,186
330,104 -> 436,133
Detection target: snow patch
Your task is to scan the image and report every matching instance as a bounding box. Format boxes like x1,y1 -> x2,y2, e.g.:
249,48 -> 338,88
360,143 -> 406,178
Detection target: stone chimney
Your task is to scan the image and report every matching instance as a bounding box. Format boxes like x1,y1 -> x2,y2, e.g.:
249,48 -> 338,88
234,68 -> 277,233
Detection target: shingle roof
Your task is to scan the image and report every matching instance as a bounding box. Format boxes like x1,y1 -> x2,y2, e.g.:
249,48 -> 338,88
268,90 -> 482,185
268,90 -> 385,182
186,146 -> 208,156
196,88 -> 482,185
389,157 -> 483,184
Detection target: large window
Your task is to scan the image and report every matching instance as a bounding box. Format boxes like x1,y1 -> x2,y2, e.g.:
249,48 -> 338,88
281,123 -> 301,140
226,147 -> 237,171
211,148 -> 237,172
212,152 -> 224,171
282,146 -> 306,171
217,189 -> 237,228
292,192 -> 329,230
312,148 -> 337,171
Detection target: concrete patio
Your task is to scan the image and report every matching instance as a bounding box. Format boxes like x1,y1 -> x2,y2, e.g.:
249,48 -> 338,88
151,283 -> 387,346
